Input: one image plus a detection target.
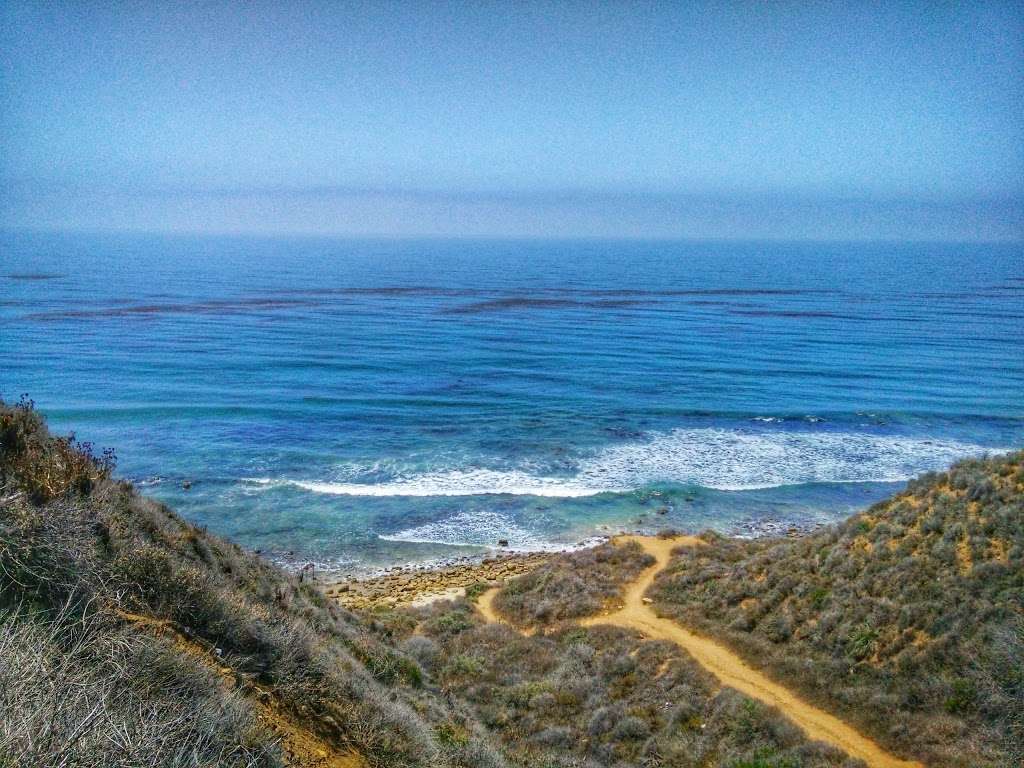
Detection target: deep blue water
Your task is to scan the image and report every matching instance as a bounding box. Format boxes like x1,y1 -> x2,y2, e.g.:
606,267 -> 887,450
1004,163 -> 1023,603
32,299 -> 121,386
3,232 -> 1022,573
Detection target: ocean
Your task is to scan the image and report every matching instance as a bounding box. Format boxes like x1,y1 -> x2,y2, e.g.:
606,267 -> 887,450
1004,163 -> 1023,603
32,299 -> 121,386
3,232 -> 1022,573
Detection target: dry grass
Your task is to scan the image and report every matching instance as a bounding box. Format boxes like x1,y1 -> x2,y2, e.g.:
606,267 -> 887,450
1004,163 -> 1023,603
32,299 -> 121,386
386,583 -> 861,767
0,600 -> 277,767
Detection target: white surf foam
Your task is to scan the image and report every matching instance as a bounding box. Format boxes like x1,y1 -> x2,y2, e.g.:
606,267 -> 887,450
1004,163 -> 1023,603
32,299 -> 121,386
378,510 -> 605,551
244,468 -> 610,497
575,429 -> 1005,491
244,429 -> 1006,498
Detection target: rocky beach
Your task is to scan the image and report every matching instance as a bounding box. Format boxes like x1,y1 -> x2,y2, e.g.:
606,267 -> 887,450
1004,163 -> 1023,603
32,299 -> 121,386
323,550 -> 554,610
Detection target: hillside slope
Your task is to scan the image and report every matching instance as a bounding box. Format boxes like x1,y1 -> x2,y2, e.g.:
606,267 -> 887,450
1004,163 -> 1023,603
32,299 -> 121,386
650,452 -> 1024,768
393,549 -> 862,768
0,398 -> 507,767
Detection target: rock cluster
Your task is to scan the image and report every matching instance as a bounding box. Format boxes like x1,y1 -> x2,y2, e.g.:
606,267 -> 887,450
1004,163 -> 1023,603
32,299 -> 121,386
730,518 -> 826,539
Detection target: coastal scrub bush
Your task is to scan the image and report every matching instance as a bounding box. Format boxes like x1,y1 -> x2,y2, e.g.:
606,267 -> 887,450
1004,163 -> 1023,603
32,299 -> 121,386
0,396 -> 115,504
389,567 -> 851,768
650,451 -> 1024,768
0,400 -> 520,767
491,540 -> 654,627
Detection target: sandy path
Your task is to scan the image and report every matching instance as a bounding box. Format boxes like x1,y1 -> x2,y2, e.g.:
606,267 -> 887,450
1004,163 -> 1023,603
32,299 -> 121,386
476,583 -> 504,624
481,536 -> 923,768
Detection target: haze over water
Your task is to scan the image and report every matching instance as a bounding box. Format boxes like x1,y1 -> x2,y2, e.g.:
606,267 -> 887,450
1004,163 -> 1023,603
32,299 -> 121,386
3,231 -> 1021,572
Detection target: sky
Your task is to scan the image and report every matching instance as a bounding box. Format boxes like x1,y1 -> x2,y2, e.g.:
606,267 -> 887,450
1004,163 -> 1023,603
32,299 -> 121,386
1,1 -> 1022,240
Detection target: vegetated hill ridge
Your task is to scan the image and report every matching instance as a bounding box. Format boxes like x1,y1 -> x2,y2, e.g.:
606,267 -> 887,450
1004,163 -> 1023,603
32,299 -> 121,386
651,450 -> 1024,768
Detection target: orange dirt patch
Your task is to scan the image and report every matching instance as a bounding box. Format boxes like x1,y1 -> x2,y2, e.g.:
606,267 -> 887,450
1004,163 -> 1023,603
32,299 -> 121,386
988,538 -> 1010,563
956,535 -> 973,575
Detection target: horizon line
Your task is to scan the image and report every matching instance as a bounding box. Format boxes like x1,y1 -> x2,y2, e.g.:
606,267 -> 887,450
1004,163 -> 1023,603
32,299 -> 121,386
3,224 -> 1022,247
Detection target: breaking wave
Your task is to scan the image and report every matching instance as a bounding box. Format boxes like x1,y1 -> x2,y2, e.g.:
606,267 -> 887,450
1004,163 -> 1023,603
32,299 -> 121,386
244,469 -> 606,497
573,429 -> 1004,491
243,428 -> 1006,498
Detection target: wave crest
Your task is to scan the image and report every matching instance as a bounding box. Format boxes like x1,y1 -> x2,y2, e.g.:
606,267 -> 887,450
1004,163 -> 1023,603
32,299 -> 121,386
575,429 -> 1003,491
244,469 -> 606,497
244,429 -> 1005,498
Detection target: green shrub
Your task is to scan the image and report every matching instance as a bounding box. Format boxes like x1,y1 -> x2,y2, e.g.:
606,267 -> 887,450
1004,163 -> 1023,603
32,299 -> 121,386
846,622 -> 878,660
944,678 -> 977,714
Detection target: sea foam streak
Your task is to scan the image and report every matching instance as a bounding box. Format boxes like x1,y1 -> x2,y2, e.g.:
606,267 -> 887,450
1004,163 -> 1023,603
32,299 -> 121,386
245,469 -> 607,497
244,429 -> 1005,498
379,510 -> 605,551
575,429 -> 1005,491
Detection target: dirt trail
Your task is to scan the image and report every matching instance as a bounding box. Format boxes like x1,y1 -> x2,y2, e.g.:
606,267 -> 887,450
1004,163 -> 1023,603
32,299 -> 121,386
476,583 -> 504,624
481,536 -> 923,768
115,610 -> 363,768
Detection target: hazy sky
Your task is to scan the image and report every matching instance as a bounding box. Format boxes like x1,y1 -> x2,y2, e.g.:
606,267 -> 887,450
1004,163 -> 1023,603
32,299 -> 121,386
2,1 -> 1022,239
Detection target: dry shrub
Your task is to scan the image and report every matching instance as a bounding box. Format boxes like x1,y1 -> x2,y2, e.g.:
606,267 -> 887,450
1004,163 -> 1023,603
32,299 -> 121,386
1,397 -> 115,504
0,602 -> 279,767
492,540 -> 654,627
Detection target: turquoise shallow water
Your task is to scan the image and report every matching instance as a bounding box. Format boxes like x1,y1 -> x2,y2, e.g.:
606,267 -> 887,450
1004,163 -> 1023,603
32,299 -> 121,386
3,232 -> 1022,572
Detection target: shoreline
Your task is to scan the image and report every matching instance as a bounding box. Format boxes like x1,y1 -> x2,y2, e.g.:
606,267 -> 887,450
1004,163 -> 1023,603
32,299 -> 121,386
321,516 -> 828,610
307,520 -> 827,610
